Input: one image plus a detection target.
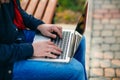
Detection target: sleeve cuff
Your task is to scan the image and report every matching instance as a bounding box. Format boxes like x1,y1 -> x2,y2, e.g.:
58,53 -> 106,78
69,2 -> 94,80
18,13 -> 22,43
19,43 -> 33,59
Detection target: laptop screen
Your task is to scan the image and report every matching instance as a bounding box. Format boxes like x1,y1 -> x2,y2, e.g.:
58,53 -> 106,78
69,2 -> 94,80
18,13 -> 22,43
75,1 -> 88,35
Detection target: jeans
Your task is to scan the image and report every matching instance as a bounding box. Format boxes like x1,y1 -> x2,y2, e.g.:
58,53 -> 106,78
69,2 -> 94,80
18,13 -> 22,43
12,36 -> 87,80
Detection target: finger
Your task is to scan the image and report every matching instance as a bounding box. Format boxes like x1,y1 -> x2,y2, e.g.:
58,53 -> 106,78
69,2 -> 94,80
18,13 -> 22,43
47,42 -> 61,50
57,26 -> 62,33
45,52 -> 57,59
52,27 -> 62,38
51,49 -> 61,55
46,40 -> 55,45
52,45 -> 62,52
57,26 -> 62,38
48,45 -> 62,55
47,32 -> 56,38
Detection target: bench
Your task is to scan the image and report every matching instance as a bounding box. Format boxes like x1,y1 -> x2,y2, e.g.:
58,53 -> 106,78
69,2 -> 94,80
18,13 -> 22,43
20,0 -> 58,24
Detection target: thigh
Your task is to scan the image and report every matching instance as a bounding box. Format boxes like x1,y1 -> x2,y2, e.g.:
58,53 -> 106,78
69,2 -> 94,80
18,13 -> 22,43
12,58 -> 84,80
74,36 -> 86,64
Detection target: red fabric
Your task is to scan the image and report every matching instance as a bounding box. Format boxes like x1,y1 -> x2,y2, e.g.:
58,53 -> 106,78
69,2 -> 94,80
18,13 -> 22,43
13,0 -> 25,30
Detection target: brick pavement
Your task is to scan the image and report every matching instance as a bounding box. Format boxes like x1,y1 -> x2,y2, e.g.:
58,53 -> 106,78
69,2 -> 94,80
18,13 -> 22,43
88,0 -> 120,80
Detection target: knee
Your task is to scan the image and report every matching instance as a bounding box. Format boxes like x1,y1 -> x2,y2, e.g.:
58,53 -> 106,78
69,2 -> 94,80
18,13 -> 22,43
71,62 -> 84,75
68,59 -> 85,79
81,36 -> 86,42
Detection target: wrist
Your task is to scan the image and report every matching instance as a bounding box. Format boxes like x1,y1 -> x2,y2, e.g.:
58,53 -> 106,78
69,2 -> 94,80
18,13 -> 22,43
37,24 -> 44,31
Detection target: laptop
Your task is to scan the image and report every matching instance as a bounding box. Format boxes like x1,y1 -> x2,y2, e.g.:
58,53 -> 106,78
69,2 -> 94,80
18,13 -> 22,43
30,3 -> 88,63
31,15 -> 87,63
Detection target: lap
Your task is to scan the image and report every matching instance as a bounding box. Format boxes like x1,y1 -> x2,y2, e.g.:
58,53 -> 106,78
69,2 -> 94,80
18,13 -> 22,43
12,58 -> 84,80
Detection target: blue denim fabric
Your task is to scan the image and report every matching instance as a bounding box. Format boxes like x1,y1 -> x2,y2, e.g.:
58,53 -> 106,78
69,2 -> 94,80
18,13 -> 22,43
23,30 -> 35,43
74,36 -> 87,80
12,36 -> 87,80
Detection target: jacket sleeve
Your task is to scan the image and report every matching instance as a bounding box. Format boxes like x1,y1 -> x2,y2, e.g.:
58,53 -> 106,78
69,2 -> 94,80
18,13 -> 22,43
17,0 -> 45,30
0,43 -> 33,64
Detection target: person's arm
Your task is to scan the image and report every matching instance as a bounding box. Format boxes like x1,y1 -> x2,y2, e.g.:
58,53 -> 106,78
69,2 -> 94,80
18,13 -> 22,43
0,43 -> 33,64
17,0 -> 44,30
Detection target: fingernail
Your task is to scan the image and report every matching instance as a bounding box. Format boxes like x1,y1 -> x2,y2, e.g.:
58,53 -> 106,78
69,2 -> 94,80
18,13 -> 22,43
61,50 -> 63,53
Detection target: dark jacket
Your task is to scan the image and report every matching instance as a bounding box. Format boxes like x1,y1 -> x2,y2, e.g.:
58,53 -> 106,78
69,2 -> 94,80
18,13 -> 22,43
0,0 -> 44,80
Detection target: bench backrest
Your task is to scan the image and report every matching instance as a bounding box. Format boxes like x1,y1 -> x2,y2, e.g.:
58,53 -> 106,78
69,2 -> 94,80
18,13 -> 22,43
20,0 -> 58,24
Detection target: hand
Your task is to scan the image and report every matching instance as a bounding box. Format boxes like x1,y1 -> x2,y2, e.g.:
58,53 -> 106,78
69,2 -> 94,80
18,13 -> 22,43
37,24 -> 62,39
32,40 -> 62,58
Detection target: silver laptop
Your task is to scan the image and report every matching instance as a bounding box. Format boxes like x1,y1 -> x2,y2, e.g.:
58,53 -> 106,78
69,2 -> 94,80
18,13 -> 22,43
30,13 -> 87,63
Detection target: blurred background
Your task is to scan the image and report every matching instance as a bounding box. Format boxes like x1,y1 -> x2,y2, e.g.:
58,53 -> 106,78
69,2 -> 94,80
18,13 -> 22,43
55,0 -> 86,24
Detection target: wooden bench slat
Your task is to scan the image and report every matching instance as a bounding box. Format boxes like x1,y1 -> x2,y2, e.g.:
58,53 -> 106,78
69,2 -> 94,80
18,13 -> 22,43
42,0 -> 58,23
21,0 -> 58,23
20,0 -> 29,10
34,0 -> 48,19
26,0 -> 39,15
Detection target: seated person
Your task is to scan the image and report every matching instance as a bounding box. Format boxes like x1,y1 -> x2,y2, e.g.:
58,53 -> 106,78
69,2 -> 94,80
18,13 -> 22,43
0,0 -> 87,80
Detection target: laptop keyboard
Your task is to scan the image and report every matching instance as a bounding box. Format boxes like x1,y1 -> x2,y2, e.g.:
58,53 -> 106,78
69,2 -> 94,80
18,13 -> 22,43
51,31 -> 71,59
